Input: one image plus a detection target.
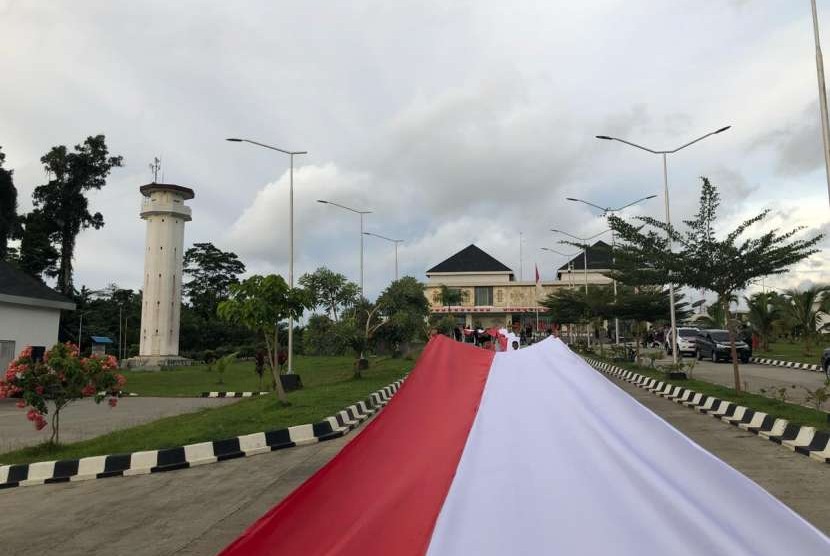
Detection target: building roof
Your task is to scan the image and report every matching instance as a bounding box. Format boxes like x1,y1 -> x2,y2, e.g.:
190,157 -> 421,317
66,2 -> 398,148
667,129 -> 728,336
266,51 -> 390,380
557,240 -> 613,272
427,245 -> 513,274
90,336 -> 114,344
139,182 -> 195,200
0,261 -> 76,310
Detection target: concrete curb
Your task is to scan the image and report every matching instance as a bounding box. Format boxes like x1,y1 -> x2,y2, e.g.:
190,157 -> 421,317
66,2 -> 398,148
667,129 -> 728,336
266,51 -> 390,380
199,391 -> 270,398
0,378 -> 405,489
749,356 -> 822,373
584,357 -> 830,466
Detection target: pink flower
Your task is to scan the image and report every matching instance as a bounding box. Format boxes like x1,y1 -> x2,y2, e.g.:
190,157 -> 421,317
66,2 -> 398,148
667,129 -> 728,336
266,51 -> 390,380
115,374 -> 127,387
26,409 -> 39,422
81,385 -> 96,397
19,346 -> 33,359
35,386 -> 44,395
15,400 -> 25,409
34,417 -> 47,431
108,397 -> 118,408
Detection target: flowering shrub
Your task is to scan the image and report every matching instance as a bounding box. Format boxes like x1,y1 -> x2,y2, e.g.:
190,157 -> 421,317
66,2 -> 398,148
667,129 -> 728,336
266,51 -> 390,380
0,343 -> 125,444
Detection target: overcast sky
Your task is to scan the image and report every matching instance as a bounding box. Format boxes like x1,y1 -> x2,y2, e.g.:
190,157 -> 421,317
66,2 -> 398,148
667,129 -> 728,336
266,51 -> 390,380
2,0 -> 829,305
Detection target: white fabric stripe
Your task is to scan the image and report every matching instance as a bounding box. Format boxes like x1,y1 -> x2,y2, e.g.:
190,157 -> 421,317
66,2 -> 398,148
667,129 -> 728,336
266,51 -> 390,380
426,338 -> 829,556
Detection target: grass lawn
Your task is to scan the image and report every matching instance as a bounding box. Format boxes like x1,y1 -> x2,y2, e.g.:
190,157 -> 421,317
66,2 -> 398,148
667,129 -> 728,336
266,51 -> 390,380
121,355 -> 389,396
590,355 -> 830,432
0,355 -> 415,466
754,341 -> 827,366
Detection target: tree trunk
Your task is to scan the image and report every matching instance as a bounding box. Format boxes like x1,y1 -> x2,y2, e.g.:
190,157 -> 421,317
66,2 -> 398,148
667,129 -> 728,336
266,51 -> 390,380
263,331 -> 288,404
50,408 -> 61,444
728,321 -> 742,394
57,230 -> 75,296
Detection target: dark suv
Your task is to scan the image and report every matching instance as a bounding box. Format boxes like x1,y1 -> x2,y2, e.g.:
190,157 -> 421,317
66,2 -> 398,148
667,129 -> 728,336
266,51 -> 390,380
696,330 -> 750,363
822,347 -> 830,378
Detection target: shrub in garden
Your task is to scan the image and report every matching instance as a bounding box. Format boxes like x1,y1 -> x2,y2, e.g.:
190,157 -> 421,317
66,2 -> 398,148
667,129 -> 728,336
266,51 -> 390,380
0,343 -> 125,444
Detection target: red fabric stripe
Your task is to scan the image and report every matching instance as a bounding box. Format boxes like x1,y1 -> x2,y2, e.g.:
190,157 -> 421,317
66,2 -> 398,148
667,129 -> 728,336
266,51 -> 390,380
219,335 -> 494,556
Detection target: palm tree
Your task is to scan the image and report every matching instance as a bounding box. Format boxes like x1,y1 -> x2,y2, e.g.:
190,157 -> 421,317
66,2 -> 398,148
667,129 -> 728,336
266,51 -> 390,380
438,285 -> 467,307
745,292 -> 780,351
782,285 -> 829,356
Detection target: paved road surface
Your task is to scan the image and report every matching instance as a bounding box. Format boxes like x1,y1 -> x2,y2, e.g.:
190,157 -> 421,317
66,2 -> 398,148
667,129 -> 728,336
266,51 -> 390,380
654,357 -> 828,406
0,397 -> 238,453
1,367 -> 828,555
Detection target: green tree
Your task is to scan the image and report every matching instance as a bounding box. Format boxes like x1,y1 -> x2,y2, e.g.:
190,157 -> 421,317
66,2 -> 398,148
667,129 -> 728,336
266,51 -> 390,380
438,285 -> 468,307
18,210 -> 59,279
0,147 -> 21,261
541,288 -> 590,344
374,276 -> 430,354
781,285 -> 829,356
183,242 -> 246,319
217,274 -> 311,404
745,292 -> 781,351
337,299 -> 386,378
608,177 -> 822,393
298,267 -> 360,321
32,135 -> 123,295
303,314 -> 348,356
614,287 -> 690,359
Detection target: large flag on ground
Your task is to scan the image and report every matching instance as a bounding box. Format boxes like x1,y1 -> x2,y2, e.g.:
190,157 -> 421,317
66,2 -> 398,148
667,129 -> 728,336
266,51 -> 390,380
221,336 -> 829,555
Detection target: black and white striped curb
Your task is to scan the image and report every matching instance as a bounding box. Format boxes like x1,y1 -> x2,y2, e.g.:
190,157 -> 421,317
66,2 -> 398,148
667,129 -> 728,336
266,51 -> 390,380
749,357 -> 822,373
200,391 -> 270,398
583,357 -> 830,466
0,379 -> 405,489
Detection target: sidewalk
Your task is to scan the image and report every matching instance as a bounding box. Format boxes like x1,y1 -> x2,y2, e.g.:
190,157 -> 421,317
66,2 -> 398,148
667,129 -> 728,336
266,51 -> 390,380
605,373 -> 830,535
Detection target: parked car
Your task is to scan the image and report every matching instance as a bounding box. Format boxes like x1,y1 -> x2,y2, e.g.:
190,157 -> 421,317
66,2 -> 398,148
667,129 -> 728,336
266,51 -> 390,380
665,327 -> 700,357
822,347 -> 830,379
696,329 -> 750,363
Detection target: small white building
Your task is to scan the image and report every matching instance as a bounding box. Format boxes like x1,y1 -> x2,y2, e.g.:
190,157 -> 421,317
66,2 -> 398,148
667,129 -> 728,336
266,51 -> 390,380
0,261 -> 76,370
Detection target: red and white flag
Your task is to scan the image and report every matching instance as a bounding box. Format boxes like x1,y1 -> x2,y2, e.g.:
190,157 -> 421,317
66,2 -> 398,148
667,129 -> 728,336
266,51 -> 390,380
221,337 -> 829,555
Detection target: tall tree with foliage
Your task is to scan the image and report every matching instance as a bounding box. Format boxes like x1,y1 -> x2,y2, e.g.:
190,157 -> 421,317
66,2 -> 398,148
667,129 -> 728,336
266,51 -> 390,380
217,274 -> 311,404
298,267 -> 360,321
609,177 -> 822,392
437,284 -> 468,307
0,147 -> 21,261
17,210 -> 59,279
781,285 -> 829,356
744,292 -> 781,351
614,287 -> 691,359
183,242 -> 246,319
32,135 -> 123,295
373,276 -> 430,355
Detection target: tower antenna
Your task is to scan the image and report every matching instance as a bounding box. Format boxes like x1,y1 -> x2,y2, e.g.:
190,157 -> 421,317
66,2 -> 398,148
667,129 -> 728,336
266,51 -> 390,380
149,157 -> 162,183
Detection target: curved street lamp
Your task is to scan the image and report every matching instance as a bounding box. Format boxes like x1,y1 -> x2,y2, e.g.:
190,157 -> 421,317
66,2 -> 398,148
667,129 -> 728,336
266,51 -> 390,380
596,126 -> 731,364
363,232 -> 403,281
226,138 -> 307,375
317,200 -> 372,297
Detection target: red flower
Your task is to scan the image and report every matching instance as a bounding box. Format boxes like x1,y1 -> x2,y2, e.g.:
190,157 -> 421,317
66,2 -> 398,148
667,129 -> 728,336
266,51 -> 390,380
35,386 -> 44,395
115,374 -> 127,387
15,400 -> 25,409
108,397 -> 118,408
26,409 -> 39,421
81,385 -> 96,397
34,417 -> 47,431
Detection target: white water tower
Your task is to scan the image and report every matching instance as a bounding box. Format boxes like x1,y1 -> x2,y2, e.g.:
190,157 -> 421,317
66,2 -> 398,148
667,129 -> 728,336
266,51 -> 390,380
137,182 -> 194,364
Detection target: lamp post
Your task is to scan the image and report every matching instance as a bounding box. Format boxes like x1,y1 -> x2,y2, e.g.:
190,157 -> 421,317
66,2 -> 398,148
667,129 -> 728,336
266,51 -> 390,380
226,138 -> 307,375
540,247 -> 583,290
596,125 -> 730,364
549,228 -> 610,295
317,200 -> 372,297
810,0 -> 830,207
363,232 -> 403,281
565,195 -> 657,344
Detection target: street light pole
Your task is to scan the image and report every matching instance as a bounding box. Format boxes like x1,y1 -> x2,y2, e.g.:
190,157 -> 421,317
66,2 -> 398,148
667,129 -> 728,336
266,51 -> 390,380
596,125 -> 730,365
317,200 -> 372,297
565,194 -> 657,345
810,0 -> 830,207
226,138 -> 307,375
363,232 -> 404,281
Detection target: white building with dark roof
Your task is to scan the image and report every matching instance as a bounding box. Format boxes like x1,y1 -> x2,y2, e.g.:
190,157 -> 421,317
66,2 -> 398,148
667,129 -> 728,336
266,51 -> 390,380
0,261 -> 76,370
424,243 -> 613,330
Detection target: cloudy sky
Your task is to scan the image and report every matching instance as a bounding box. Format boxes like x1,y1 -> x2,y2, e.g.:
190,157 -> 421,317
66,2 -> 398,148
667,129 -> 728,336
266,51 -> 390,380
2,0 -> 829,305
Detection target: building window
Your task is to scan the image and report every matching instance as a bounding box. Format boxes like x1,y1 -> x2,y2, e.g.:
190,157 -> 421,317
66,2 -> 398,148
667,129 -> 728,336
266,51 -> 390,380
495,289 -> 504,303
475,287 -> 493,306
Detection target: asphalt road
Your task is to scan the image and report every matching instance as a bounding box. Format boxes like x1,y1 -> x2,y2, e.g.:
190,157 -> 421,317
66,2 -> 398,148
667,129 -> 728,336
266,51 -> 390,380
0,397 -> 238,453
656,357 -> 829,406
0,365 -> 827,555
